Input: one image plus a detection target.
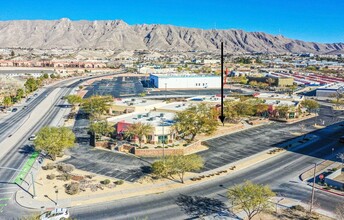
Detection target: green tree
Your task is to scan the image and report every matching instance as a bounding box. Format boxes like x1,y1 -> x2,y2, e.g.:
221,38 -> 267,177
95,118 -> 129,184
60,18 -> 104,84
173,103 -> 218,143
3,96 -> 12,107
152,154 -> 204,183
139,92 -> 146,97
24,78 -> 38,93
16,88 -> 25,99
65,95 -> 83,110
276,105 -> 290,119
227,181 -> 275,220
223,101 -> 240,123
301,99 -> 320,113
50,74 -> 57,79
124,122 -> 154,147
249,81 -> 258,87
89,120 -> 113,140
81,95 -> 112,120
42,73 -> 49,79
233,101 -> 254,116
254,103 -> 269,116
34,127 -> 75,160
10,50 -> 15,57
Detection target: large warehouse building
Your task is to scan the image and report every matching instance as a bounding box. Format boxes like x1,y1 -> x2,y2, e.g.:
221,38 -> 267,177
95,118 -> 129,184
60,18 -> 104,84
316,83 -> 344,97
149,74 -> 221,89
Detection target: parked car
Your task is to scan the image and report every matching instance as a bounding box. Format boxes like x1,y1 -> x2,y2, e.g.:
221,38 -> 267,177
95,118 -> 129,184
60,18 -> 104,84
12,108 -> 18,112
28,135 -> 37,141
40,208 -> 70,220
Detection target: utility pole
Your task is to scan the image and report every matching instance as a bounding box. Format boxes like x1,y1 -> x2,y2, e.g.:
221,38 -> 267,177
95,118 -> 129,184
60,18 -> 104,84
310,163 -> 317,213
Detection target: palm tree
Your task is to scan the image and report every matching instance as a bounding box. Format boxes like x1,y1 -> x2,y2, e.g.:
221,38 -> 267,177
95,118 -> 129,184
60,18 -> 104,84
124,122 -> 154,147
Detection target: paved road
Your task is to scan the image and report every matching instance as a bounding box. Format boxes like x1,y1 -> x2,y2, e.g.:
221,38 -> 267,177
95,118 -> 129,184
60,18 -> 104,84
0,72 -> 124,218
0,79 -> 81,216
69,123 -> 344,219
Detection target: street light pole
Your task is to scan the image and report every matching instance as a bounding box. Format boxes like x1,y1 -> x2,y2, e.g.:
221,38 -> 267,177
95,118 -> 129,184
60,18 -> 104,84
0,166 -> 36,199
310,163 -> 317,213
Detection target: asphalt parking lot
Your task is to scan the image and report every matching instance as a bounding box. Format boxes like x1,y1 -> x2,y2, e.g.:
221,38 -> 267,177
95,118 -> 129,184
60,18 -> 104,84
65,111 -> 153,182
84,76 -> 145,98
84,76 -> 246,98
200,105 -> 344,171
64,146 -> 152,182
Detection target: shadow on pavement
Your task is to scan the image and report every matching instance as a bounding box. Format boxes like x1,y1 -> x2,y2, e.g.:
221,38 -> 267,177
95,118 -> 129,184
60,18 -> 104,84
18,144 -> 35,156
175,194 -> 232,218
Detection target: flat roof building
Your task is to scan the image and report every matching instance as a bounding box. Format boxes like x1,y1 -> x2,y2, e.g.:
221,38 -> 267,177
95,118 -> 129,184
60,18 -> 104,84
149,73 -> 221,89
316,83 -> 344,97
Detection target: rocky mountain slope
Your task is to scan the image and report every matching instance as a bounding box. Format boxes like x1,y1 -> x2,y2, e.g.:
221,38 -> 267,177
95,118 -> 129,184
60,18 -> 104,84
0,18 -> 343,54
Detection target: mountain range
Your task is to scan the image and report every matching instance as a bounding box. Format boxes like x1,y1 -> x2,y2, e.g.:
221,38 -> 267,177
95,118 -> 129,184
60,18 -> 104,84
0,18 -> 343,54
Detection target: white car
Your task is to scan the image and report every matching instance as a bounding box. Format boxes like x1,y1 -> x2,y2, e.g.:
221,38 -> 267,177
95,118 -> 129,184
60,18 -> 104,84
40,208 -> 70,220
28,135 -> 37,141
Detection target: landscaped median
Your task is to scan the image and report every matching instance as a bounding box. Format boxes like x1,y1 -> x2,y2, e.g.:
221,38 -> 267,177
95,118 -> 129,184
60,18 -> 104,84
13,151 -> 39,185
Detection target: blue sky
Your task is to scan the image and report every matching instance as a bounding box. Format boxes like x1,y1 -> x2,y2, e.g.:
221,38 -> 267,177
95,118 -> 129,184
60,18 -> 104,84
1,0 -> 343,43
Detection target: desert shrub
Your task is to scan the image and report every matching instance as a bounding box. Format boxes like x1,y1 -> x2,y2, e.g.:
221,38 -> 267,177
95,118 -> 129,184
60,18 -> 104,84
290,205 -> 306,212
65,182 -> 80,195
143,146 -> 149,149
57,163 -> 75,173
101,179 -> 111,185
56,173 -> 72,181
85,174 -> 95,179
42,163 -> 55,170
115,180 -> 124,185
46,163 -> 56,170
46,174 -> 55,180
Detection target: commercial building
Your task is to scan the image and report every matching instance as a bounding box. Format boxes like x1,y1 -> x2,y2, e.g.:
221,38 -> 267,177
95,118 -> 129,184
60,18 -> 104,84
149,74 -> 221,89
316,83 -> 344,97
113,111 -> 176,144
